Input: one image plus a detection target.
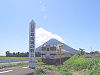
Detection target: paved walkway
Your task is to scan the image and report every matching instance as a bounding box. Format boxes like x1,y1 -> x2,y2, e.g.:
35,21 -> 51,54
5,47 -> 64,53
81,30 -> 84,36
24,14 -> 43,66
0,66 -> 33,75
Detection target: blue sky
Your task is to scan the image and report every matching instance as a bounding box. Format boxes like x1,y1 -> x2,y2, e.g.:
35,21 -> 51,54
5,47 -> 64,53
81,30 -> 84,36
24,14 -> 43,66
0,0 -> 100,55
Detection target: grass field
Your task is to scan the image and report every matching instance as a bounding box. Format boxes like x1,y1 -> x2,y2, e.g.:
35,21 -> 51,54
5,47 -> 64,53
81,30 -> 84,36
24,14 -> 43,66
0,56 -> 41,60
59,54 -> 100,75
1,55 -> 100,75
0,57 -> 41,69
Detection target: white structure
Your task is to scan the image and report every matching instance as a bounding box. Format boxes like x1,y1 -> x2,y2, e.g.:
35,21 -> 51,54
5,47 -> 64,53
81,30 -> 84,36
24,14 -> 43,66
29,20 -> 36,69
41,45 -> 57,58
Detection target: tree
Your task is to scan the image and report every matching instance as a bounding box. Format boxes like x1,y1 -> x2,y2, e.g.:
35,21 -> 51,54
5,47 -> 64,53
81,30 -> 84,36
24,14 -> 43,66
79,48 -> 85,55
35,52 -> 41,57
13,52 -> 16,57
6,51 -> 10,57
5,51 -> 41,57
94,51 -> 99,54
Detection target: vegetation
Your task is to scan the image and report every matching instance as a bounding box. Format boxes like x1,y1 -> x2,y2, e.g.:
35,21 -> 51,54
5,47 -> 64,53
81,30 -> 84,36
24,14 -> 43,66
0,56 -> 28,60
34,52 -> 100,75
1,50 -> 100,75
56,65 -> 72,75
62,54 -> 100,75
0,63 -> 28,69
41,65 -> 72,75
90,51 -> 100,55
6,51 -> 41,57
0,56 -> 41,60
34,67 -> 46,75
0,57 -> 41,69
78,48 -> 85,55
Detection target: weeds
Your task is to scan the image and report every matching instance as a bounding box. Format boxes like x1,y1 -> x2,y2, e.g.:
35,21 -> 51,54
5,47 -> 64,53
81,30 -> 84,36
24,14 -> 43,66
0,63 -> 28,69
62,54 -> 100,75
34,67 -> 46,75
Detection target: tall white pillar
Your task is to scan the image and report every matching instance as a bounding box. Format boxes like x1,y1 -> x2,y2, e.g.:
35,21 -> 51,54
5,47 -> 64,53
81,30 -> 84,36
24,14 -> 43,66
29,20 -> 36,69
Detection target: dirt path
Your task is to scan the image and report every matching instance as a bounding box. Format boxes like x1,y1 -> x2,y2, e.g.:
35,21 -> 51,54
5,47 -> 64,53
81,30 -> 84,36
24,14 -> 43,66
69,69 -> 82,75
46,70 -> 62,75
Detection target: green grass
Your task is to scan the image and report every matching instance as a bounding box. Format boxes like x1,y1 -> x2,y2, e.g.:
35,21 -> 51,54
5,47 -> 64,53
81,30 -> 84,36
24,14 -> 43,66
44,65 -> 56,70
0,56 -> 28,60
34,67 -> 46,75
0,56 -> 41,60
56,65 -> 72,75
0,56 -> 41,69
35,56 -> 72,75
89,64 -> 100,75
36,62 -> 44,65
63,54 -> 100,75
43,65 -> 72,75
57,70 -> 72,75
72,58 -> 91,70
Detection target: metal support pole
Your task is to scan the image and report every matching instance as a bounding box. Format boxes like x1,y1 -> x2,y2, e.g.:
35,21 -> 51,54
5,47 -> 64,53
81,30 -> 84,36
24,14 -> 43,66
60,48 -> 61,64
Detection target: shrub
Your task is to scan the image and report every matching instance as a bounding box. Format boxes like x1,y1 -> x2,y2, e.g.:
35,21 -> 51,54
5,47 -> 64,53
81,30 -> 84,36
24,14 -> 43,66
63,54 -> 100,75
89,64 -> 100,75
44,65 -> 56,70
72,58 -> 91,70
63,54 -> 79,69
34,67 -> 46,75
57,70 -> 72,75
57,65 -> 72,75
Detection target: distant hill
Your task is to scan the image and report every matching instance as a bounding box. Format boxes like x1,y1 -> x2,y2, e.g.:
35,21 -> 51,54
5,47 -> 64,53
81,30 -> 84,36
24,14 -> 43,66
35,38 -> 78,54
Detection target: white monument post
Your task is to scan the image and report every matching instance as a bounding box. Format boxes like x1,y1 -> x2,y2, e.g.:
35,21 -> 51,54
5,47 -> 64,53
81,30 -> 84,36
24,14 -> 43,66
29,20 -> 36,69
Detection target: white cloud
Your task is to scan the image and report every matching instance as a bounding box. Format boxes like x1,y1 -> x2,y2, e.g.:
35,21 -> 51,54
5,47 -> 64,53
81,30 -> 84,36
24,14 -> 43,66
40,0 -> 46,12
36,27 -> 65,45
40,0 -> 42,4
39,0 -> 48,20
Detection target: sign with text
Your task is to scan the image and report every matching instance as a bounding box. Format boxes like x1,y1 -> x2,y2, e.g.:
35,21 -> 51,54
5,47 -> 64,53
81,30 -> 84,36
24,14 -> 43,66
29,20 -> 35,69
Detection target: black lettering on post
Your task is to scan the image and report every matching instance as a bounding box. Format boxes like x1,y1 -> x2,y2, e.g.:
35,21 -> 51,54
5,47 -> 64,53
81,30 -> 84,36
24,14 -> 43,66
30,41 -> 34,44
30,49 -> 34,52
30,45 -> 34,48
31,33 -> 34,36
30,37 -> 34,40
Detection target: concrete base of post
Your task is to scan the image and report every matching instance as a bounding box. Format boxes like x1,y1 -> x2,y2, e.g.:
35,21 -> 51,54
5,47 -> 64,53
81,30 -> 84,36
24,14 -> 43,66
29,67 -> 35,69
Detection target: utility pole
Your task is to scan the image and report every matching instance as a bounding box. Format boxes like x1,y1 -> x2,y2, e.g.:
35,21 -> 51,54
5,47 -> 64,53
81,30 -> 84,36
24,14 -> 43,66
60,48 -> 61,64
58,44 -> 64,65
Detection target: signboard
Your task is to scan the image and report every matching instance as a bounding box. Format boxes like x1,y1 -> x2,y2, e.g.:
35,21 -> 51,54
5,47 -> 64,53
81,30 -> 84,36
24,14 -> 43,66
57,44 -> 64,49
29,20 -> 36,69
